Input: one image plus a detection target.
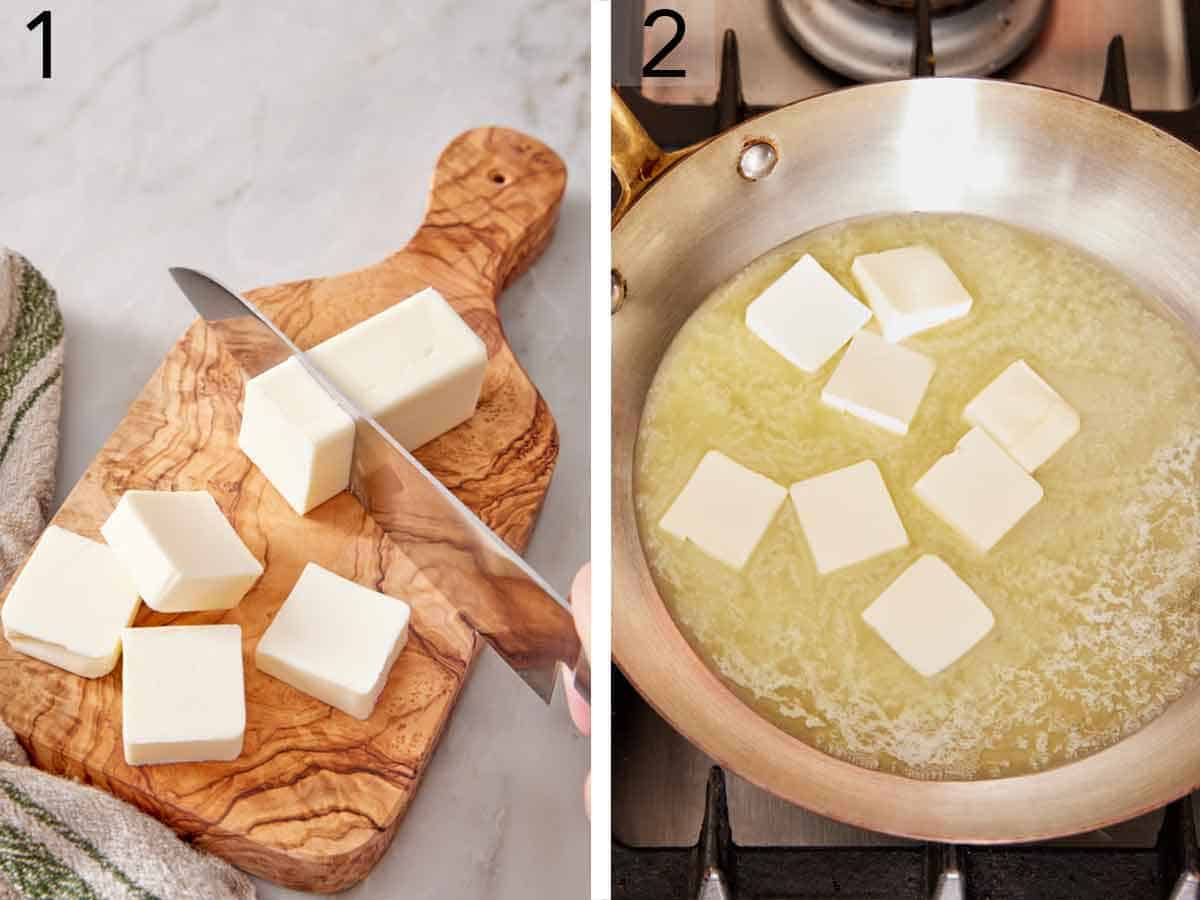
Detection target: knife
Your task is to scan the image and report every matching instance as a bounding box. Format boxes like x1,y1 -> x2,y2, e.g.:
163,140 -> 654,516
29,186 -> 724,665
168,267 -> 588,705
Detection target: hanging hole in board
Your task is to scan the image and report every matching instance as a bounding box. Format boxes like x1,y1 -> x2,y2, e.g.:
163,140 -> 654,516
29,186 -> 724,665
490,170 -> 508,185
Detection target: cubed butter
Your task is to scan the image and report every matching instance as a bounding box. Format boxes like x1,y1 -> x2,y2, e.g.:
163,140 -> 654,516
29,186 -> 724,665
964,359 -> 1080,472
745,254 -> 872,372
914,428 -> 1043,553
1,526 -> 140,678
851,245 -> 973,342
121,624 -> 245,765
308,287 -> 487,450
789,460 -> 909,575
256,563 -> 410,720
862,555 -> 994,677
659,450 -> 787,571
821,330 -> 935,435
100,491 -> 263,612
239,357 -> 355,515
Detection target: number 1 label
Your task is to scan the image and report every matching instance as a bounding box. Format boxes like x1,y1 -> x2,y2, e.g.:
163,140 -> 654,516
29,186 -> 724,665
27,10 -> 51,79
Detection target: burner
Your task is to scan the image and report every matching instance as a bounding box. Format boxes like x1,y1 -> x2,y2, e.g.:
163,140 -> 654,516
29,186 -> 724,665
776,0 -> 1052,81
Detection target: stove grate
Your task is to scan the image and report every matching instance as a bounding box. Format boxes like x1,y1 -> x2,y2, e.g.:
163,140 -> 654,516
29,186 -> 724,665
612,767 -> 1200,900
616,1 -> 1200,153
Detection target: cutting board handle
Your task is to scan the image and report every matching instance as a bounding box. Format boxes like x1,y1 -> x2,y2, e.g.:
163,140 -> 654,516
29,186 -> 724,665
398,127 -> 567,303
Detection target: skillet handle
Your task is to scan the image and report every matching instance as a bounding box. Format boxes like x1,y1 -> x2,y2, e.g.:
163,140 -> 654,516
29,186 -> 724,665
611,87 -> 694,228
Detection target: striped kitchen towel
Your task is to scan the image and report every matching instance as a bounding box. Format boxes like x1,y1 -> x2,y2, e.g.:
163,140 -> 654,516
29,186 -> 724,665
0,251 -> 63,587
0,721 -> 254,900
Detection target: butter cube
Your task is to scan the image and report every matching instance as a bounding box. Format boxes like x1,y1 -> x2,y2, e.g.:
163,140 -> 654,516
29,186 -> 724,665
851,246 -> 973,342
1,526 -> 140,678
789,460 -> 909,575
122,624 -> 245,765
239,357 -> 355,515
914,428 -> 1043,553
308,287 -> 487,451
862,555 -> 994,677
821,330 -> 935,435
256,563 -> 410,720
745,255 -> 872,372
659,450 -> 787,571
964,360 -> 1080,472
100,491 -> 263,612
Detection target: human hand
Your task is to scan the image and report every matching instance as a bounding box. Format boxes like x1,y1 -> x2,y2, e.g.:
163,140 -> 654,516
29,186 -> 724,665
564,563 -> 591,817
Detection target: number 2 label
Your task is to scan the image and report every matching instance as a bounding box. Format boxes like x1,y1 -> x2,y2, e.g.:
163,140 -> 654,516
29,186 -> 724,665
642,8 -> 686,79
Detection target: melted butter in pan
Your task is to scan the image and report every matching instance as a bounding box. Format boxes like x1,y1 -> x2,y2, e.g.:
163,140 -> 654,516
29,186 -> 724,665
634,213 -> 1200,780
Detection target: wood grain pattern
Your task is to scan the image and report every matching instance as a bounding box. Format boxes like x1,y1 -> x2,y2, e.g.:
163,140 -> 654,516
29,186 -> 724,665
0,127 -> 566,892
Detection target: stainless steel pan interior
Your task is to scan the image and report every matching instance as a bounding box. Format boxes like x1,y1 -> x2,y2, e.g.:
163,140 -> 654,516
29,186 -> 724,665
612,78 -> 1200,842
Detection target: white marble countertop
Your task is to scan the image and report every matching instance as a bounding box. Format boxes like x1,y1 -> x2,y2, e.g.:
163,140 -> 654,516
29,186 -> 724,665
0,1 -> 590,897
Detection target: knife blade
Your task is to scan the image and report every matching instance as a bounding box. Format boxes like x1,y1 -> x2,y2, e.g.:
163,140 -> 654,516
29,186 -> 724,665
168,267 -> 586,705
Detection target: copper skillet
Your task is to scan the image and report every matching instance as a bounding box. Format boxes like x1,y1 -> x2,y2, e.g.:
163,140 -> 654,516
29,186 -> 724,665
611,78 -> 1200,842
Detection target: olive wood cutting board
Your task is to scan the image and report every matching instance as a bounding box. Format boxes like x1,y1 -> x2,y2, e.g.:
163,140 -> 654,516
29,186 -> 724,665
0,127 -> 565,893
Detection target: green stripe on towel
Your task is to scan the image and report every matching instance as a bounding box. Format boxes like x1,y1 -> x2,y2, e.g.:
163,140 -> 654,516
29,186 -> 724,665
0,823 -> 99,900
0,777 -> 159,900
0,364 -> 63,467
0,259 -> 63,414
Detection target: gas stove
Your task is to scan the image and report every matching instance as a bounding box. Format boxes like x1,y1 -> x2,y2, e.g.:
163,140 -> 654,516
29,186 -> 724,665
612,2 -> 1200,898
615,1 -> 1200,147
